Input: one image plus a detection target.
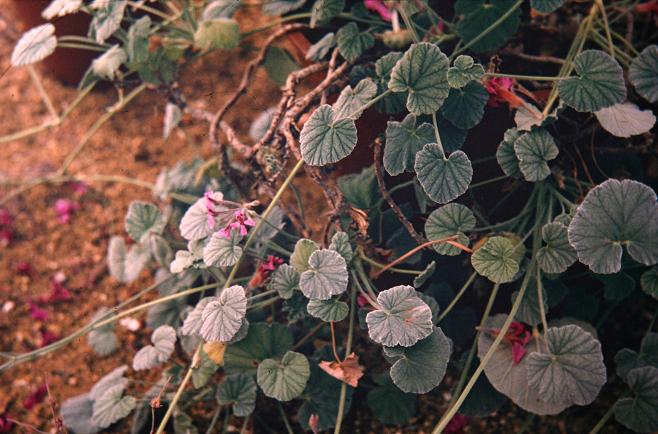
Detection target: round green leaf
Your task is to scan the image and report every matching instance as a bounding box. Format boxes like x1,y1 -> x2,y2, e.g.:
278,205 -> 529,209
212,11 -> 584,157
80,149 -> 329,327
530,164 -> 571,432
568,179 -> 658,274
440,81 -> 489,129
336,22 -> 374,62
471,236 -> 524,283
375,52 -> 407,114
478,314 -> 568,415
61,394 -> 99,434
200,285 -> 247,342
203,231 -> 243,267
537,222 -> 577,273
180,198 -> 214,241
615,333 -> 658,380
194,18 -> 240,51
383,113 -> 435,176
307,298 -> 349,322
367,375 -> 417,425
291,238 -> 319,272
268,264 -> 300,299
642,267 -> 658,299
447,55 -> 485,88
425,203 -> 476,256
125,201 -> 165,243
513,128 -> 559,182
257,351 -> 311,401
615,366 -> 658,433
526,325 -> 606,407
310,0 -> 345,28
531,0 -> 565,13
107,236 -> 150,283
629,45 -> 658,103
413,261 -> 436,288
329,231 -> 353,263
384,327 -> 452,393
454,0 -> 521,53
88,308 -> 117,357
91,384 -> 136,429
217,374 -> 257,417
366,285 -> 433,347
414,143 -> 473,204
89,366 -> 129,401
181,297 -> 213,336
557,50 -> 626,112
11,23 -> 57,66
595,103 -> 656,138
224,322 -> 294,374
298,364 -> 353,431
299,249 -> 349,300
388,42 -> 450,115
300,104 -> 358,166
437,115 -> 468,153
132,325 -> 177,370
496,128 -> 523,179
332,78 -> 377,121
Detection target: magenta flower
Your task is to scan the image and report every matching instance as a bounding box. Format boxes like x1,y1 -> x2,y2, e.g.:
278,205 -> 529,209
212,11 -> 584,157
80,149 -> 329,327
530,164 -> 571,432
39,328 -> 60,347
15,261 -> 32,276
28,301 -> 48,321
218,209 -> 255,239
445,413 -> 468,434
364,0 -> 392,21
0,229 -> 12,247
23,384 -> 47,410
0,209 -> 12,227
54,199 -> 80,224
0,413 -> 13,433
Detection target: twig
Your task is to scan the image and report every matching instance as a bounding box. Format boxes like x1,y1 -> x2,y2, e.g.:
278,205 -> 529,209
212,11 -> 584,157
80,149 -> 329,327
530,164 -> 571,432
373,138 -> 426,245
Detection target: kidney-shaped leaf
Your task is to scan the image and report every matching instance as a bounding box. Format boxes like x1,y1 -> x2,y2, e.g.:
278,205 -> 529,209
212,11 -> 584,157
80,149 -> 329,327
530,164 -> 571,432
425,203 -> 476,256
300,104 -> 358,166
181,297 -> 213,336
415,144 -> 473,204
441,81 -> 489,129
180,198 -> 214,241
526,324 -> 606,407
332,78 -> 377,121
291,238 -> 319,272
91,384 -> 136,429
383,113 -> 435,176
471,236 -> 524,283
384,327 -> 452,393
107,236 -> 150,284
268,264 -> 300,299
257,351 -> 311,401
217,373 -> 257,417
479,314 -> 568,415
447,55 -> 485,88
329,231 -> 353,263
630,45 -> 658,104
125,201 -> 166,243
615,332 -> 658,380
496,128 -> 523,179
557,50 -> 626,112
513,128 -> 558,182
61,394 -> 100,434
203,231 -> 243,267
132,325 -> 177,371
336,22 -> 374,62
307,297 -> 349,322
641,267 -> 658,300
537,222 -> 577,274
224,322 -> 293,374
454,0 -> 521,53
11,24 -> 57,66
366,285 -> 433,347
388,42 -> 450,115
299,249 -> 349,300
595,102 -> 656,138
568,179 -> 658,274
200,285 -> 247,342
615,366 -> 658,433
88,308 -> 117,357
367,375 -> 417,425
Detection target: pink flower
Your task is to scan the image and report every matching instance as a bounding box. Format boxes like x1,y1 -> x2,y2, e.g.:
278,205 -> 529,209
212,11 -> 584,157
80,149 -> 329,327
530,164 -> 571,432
0,209 -> 12,227
39,328 -> 60,347
479,321 -> 531,365
357,294 -> 369,307
0,229 -> 12,247
54,199 -> 80,224
445,413 -> 468,434
23,384 -> 47,410
0,413 -> 13,433
28,301 -> 48,321
249,255 -> 283,288
15,261 -> 32,276
485,77 -> 525,109
308,414 -> 319,434
219,209 -> 255,239
364,0 -> 392,21
204,191 -> 226,229
47,280 -> 72,303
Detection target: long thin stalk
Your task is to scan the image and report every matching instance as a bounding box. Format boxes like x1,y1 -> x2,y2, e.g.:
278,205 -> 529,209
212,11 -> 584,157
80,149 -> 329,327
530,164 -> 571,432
333,275 -> 358,434
437,272 -> 477,323
154,159 -> 306,434
588,401 -> 617,434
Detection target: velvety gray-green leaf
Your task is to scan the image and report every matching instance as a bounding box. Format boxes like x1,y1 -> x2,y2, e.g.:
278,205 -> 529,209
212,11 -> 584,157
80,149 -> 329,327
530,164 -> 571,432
425,203 -> 475,256
383,113 -> 435,176
441,81 -> 489,129
300,104 -> 358,166
414,144 -> 473,204
299,249 -> 349,300
629,45 -> 658,103
513,128 -> 559,182
257,351 -> 311,401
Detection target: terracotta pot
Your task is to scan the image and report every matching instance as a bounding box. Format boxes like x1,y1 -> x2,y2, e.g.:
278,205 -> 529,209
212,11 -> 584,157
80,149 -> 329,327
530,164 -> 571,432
8,0 -> 96,85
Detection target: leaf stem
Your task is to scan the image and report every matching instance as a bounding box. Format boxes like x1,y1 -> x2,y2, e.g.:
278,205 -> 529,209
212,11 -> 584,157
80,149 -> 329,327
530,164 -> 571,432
333,275 -> 358,434
484,72 -> 564,82
430,112 -> 445,156
277,402 -> 294,434
373,236 -> 470,277
588,401 -> 617,434
437,271 -> 477,323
